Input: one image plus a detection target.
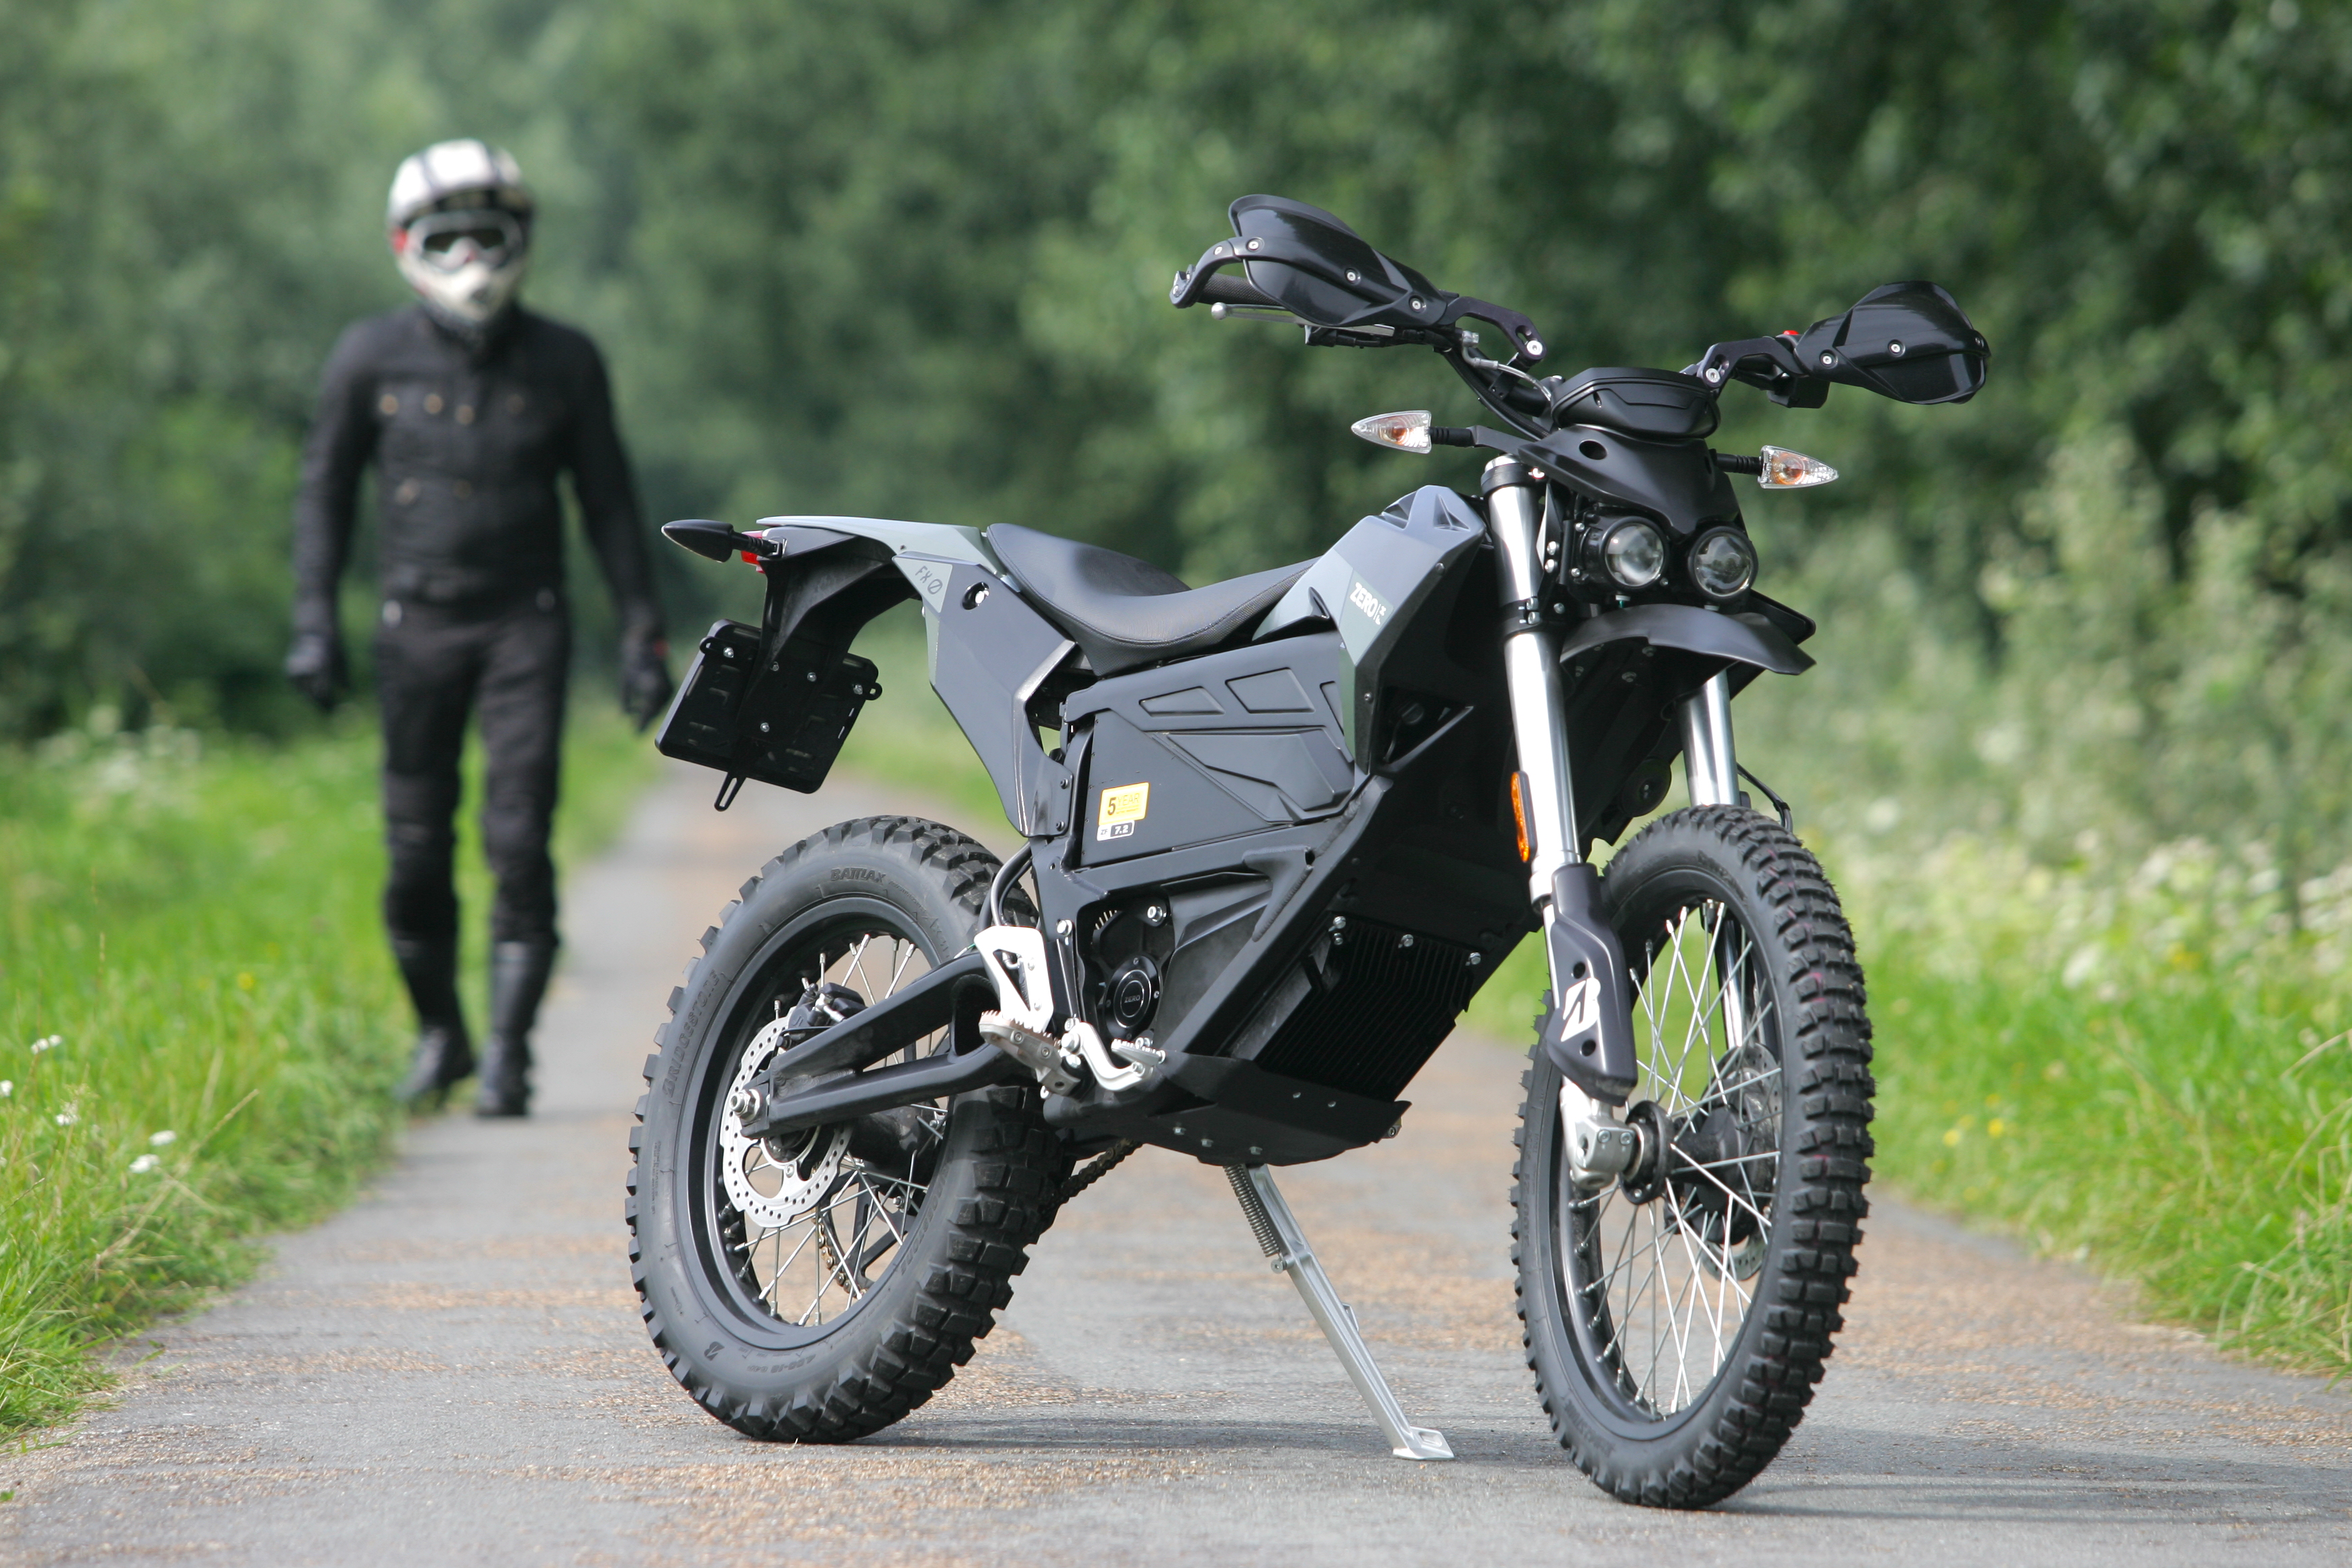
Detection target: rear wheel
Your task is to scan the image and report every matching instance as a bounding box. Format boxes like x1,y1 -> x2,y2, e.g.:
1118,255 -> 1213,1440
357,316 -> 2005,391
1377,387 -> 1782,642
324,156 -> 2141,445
1514,806 -> 1874,1507
628,816 -> 1063,1441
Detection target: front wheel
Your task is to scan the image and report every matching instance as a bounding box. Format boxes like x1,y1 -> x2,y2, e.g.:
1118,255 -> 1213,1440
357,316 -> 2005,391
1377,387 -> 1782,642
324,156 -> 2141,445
1514,806 -> 1875,1508
627,816 -> 1064,1442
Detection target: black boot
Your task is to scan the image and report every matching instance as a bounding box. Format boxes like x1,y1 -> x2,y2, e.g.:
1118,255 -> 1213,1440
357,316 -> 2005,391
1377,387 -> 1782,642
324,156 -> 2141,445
391,934 -> 474,1106
477,940 -> 556,1117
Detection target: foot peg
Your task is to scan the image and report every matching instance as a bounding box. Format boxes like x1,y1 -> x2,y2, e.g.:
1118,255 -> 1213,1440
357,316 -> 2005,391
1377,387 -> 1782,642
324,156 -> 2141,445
975,924 -> 1154,1095
1226,1164 -> 1453,1461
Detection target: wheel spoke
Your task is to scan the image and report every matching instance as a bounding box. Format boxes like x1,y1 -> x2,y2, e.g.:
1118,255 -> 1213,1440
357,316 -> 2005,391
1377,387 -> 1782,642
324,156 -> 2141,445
1667,909 -> 1712,1107
1675,1156 -> 1775,1232
1561,886 -> 1786,1422
706,918 -> 944,1336
844,934 -> 877,1006
1660,1195 -> 1700,1406
766,1220 -> 823,1307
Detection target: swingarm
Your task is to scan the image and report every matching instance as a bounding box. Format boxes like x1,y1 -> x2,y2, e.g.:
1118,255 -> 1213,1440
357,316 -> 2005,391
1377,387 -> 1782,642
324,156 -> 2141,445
730,950 -> 1022,1139
730,922 -> 1165,1140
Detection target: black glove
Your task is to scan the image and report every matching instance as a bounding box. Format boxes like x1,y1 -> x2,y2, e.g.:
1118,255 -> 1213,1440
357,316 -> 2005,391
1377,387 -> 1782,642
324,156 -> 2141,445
285,631 -> 346,713
620,629 -> 674,732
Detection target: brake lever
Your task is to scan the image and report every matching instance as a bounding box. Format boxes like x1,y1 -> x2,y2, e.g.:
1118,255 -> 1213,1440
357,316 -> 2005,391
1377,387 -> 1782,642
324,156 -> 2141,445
1685,334 -> 1815,398
1210,302 -> 1306,324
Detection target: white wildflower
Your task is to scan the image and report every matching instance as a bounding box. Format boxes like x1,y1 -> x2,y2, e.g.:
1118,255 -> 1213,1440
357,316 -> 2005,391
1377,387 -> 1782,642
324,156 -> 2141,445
29,1035 -> 60,1055
149,1129 -> 177,1146
54,1110 -> 77,1126
0,1081 -> 11,1097
129,1154 -> 159,1175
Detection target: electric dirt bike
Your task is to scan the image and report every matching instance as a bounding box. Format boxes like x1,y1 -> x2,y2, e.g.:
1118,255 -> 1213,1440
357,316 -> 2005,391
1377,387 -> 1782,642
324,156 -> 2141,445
627,195 -> 1986,1508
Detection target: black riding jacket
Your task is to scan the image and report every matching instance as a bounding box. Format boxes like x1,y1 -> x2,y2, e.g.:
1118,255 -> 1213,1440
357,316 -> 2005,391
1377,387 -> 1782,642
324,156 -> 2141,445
291,304 -> 662,640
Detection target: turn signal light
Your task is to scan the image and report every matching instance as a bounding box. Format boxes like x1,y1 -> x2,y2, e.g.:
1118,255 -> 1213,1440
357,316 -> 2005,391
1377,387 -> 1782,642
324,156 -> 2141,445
1351,409 -> 1434,453
1757,445 -> 1839,488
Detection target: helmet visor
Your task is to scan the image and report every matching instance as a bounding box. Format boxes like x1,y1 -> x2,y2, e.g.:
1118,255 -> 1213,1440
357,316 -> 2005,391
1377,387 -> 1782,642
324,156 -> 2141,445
405,209 -> 526,273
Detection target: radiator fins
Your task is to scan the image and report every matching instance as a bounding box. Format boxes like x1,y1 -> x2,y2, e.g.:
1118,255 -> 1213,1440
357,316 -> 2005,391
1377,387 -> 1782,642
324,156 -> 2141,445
1249,919 -> 1480,1102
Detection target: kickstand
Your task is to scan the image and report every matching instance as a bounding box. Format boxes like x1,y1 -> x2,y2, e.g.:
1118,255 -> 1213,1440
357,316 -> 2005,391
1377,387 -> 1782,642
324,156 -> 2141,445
1226,1164 -> 1453,1461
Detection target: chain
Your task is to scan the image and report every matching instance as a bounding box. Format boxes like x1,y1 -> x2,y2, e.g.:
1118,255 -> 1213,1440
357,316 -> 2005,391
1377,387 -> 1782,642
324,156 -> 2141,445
1057,1138 -> 1141,1206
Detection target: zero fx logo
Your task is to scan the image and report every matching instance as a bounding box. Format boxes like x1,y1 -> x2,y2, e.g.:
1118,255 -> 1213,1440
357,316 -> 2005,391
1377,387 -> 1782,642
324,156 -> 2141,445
1346,577 -> 1389,626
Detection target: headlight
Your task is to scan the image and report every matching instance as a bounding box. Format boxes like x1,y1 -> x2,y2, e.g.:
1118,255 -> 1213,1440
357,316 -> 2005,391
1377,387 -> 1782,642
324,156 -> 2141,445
1687,526 -> 1758,599
1586,516 -> 1666,591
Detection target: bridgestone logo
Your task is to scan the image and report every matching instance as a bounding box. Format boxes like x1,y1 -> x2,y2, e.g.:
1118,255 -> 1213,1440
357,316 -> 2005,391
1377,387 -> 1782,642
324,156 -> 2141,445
1558,975 -> 1600,1032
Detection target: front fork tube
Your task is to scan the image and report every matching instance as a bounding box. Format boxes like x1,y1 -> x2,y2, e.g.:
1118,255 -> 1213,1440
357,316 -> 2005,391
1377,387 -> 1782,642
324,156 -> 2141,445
1485,462 -> 1637,1108
1681,673 -> 1757,1057
1679,671 -> 1741,809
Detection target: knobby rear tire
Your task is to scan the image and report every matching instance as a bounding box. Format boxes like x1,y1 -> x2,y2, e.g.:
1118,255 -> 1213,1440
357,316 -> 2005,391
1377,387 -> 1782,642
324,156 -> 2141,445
626,816 -> 1064,1442
1514,806 -> 1875,1508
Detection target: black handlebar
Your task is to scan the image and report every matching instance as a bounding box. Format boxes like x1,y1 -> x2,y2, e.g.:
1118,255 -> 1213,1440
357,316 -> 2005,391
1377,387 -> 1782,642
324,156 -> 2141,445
1201,271 -> 1283,310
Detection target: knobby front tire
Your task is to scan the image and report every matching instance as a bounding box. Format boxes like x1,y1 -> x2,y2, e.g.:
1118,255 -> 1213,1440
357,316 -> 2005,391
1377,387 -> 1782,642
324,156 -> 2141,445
1514,806 -> 1875,1507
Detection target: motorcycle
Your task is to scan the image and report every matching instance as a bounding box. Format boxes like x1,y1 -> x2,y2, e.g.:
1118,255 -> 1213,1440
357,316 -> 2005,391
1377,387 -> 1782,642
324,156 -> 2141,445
627,195 -> 1986,1508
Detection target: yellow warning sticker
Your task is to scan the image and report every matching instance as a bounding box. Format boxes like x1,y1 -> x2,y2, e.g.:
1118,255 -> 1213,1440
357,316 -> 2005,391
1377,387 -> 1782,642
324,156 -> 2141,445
1095,781 -> 1150,841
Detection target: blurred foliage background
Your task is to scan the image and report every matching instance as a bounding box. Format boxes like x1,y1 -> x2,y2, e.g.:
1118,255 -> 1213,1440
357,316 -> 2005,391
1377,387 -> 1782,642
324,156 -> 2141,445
6,0 -> 2352,1369
8,0 -> 2352,875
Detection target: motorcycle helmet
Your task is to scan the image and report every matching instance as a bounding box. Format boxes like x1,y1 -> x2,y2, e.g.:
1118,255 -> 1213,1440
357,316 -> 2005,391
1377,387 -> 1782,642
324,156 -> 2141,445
387,140 -> 534,326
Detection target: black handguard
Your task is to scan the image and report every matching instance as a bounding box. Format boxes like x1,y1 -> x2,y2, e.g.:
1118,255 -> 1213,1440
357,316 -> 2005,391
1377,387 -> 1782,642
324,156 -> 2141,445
620,631 -> 675,731
1536,863 -> 1640,1104
284,630 -> 346,714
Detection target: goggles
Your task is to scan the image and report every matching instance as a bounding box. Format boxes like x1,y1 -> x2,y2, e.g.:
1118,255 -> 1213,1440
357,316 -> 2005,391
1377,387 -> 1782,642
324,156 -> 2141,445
403,209 -> 527,273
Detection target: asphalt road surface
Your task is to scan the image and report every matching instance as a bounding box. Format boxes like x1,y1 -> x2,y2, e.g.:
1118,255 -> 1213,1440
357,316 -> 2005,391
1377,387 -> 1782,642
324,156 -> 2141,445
5,763 -> 2349,1565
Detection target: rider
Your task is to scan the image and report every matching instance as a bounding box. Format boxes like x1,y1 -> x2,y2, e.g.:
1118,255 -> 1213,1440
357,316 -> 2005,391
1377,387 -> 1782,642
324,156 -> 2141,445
285,139 -> 673,1116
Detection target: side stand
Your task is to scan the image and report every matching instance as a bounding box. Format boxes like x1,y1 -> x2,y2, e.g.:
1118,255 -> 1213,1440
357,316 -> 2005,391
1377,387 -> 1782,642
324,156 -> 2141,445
1226,1164 -> 1453,1461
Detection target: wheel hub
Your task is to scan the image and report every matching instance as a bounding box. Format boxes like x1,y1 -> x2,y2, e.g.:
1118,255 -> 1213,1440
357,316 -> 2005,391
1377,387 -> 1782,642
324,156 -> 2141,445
1616,1099 -> 1673,1205
1607,1043 -> 1779,1278
720,1016 -> 850,1230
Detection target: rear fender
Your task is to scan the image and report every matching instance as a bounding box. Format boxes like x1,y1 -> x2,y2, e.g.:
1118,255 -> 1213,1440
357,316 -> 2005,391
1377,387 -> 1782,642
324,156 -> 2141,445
660,514 -> 1067,834
751,516 -> 1076,840
653,526 -> 916,797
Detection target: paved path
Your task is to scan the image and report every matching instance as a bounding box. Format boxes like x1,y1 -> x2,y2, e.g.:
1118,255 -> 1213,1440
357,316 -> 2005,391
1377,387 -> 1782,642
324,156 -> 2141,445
5,764 -> 2349,1565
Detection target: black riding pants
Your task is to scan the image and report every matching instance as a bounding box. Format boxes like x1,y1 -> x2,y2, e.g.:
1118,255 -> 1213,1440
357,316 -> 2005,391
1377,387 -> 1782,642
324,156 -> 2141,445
376,591 -> 569,948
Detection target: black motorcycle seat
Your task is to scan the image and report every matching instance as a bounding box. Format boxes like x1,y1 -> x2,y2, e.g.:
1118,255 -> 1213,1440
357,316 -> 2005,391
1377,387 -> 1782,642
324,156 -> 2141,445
987,524 -> 1310,676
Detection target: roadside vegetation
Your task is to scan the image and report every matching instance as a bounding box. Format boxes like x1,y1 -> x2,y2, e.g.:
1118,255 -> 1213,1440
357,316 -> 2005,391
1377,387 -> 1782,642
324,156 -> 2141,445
0,709 -> 651,1433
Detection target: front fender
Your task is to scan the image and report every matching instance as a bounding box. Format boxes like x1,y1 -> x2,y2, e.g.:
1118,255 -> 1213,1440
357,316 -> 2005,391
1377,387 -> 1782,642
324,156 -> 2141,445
1557,602 -> 1813,677
1558,599 -> 1814,851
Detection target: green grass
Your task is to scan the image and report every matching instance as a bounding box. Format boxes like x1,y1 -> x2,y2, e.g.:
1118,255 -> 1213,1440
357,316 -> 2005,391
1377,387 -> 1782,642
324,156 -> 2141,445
0,702 -> 654,1434
1838,832 -> 2352,1376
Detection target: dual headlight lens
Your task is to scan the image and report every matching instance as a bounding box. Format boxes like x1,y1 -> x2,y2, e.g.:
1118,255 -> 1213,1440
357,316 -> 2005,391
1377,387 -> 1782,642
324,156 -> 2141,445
1596,518 -> 1667,589
1587,517 -> 1756,598
1688,527 -> 1758,599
